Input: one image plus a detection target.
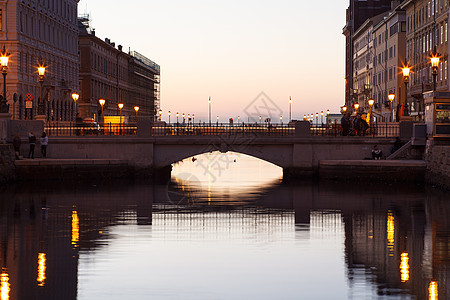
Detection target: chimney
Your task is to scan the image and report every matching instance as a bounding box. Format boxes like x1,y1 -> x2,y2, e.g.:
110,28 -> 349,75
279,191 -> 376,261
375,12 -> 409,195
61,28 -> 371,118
118,45 -> 123,52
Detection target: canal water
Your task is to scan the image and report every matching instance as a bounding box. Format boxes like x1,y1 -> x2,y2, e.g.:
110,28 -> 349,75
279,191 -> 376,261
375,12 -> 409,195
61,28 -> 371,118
0,152 -> 448,299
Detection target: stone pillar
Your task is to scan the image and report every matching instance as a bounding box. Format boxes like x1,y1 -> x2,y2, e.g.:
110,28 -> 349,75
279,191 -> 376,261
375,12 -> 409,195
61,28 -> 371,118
137,120 -> 153,137
295,121 -> 310,137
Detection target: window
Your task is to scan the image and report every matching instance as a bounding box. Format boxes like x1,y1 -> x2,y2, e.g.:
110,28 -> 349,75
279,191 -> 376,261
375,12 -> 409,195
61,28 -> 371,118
441,25 -> 444,44
389,47 -> 393,59
389,68 -> 393,81
0,10 -> 2,31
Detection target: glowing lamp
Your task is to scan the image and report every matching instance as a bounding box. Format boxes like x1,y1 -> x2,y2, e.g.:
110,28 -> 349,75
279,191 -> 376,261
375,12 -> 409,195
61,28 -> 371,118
368,99 -> 374,107
402,66 -> 411,81
71,93 -> 79,102
118,103 -> 124,109
354,103 -> 360,110
388,94 -> 395,102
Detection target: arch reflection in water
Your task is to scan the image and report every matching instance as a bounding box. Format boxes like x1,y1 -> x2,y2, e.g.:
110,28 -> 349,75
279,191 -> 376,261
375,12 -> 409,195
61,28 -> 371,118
171,151 -> 282,205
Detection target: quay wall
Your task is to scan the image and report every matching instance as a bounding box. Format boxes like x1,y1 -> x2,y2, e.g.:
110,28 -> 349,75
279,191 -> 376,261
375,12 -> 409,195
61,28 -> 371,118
425,142 -> 450,190
0,145 -> 16,183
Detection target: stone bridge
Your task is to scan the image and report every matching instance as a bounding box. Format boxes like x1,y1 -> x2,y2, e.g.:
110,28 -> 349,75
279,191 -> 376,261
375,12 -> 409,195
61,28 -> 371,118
5,119 -> 405,181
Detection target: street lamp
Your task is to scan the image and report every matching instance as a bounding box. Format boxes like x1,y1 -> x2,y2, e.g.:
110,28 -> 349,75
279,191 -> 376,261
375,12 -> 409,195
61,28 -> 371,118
289,96 -> 292,121
280,115 -> 283,124
342,106 -> 347,113
159,109 -> 162,121
71,92 -> 79,121
326,109 -> 330,125
402,66 -> 410,117
99,99 -> 105,122
388,93 -> 395,122
118,103 -> 124,121
168,111 -> 171,124
368,99 -> 374,128
431,54 -> 439,91
208,96 -> 211,126
0,46 -> 9,113
321,111 -> 324,125
37,64 -> 47,116
354,103 -> 360,114
192,114 -> 195,124
259,115 -> 262,125
118,103 -> 124,135
134,106 -> 139,119
182,113 -> 185,124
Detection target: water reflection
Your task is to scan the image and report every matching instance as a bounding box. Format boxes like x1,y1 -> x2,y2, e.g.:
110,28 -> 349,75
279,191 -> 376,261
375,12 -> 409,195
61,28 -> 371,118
0,176 -> 448,299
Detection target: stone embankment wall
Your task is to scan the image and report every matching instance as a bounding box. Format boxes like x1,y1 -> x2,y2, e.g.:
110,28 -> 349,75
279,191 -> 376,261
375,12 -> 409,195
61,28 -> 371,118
425,142 -> 450,189
0,145 -> 16,183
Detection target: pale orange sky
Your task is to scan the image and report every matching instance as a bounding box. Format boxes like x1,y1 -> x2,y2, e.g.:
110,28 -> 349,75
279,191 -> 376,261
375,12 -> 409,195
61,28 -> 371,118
79,0 -> 348,122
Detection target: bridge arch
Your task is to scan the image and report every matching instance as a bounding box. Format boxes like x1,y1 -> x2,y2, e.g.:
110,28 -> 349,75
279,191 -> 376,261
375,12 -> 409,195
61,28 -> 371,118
153,143 -> 293,169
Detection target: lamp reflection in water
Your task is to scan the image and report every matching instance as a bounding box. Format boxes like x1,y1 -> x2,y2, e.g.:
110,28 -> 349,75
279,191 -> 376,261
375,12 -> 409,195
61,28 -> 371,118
37,253 -> 47,287
428,280 -> 438,300
72,210 -> 79,248
387,212 -> 395,256
400,252 -> 409,282
0,268 -> 10,300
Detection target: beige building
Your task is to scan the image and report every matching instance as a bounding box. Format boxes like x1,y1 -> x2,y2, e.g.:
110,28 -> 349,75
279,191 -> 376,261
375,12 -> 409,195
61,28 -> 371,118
402,0 -> 449,121
372,6 -> 407,121
0,0 -> 79,120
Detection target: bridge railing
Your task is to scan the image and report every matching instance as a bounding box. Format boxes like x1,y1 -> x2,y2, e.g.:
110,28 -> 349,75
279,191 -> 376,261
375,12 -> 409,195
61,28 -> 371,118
152,123 -> 295,136
310,122 -> 399,137
44,121 -> 400,138
45,122 -> 138,136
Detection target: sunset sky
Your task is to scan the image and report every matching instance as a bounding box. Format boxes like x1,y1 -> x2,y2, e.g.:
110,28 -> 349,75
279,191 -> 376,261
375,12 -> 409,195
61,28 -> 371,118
78,0 -> 348,122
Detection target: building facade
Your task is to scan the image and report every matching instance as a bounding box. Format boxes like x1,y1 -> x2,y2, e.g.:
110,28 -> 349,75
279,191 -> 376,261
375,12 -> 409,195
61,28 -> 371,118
343,0 -> 394,108
0,0 -> 79,121
402,0 -> 449,121
78,18 -> 160,121
372,7 -> 407,121
352,15 -> 382,114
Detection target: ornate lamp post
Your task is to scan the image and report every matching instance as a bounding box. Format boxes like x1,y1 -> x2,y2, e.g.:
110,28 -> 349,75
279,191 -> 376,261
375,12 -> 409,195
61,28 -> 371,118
320,111 -> 324,125
168,111 -> 171,124
118,103 -> 124,135
0,47 -> 9,114
159,109 -> 162,121
216,115 -> 219,126
280,115 -> 283,124
99,99 -> 105,122
176,112 -> 179,123
388,93 -> 395,122
71,92 -> 79,121
354,103 -> 360,114
402,66 -> 410,116
134,106 -> 139,119
259,115 -> 262,125
192,114 -> 195,124
326,109 -> 330,125
38,64 -> 47,116
342,106 -> 347,114
431,54 -> 439,91
368,99 -> 374,129
118,103 -> 124,122
182,113 -> 185,124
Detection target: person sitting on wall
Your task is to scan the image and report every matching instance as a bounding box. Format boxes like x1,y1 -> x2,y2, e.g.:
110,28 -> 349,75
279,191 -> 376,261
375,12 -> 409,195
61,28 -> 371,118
372,145 -> 383,160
